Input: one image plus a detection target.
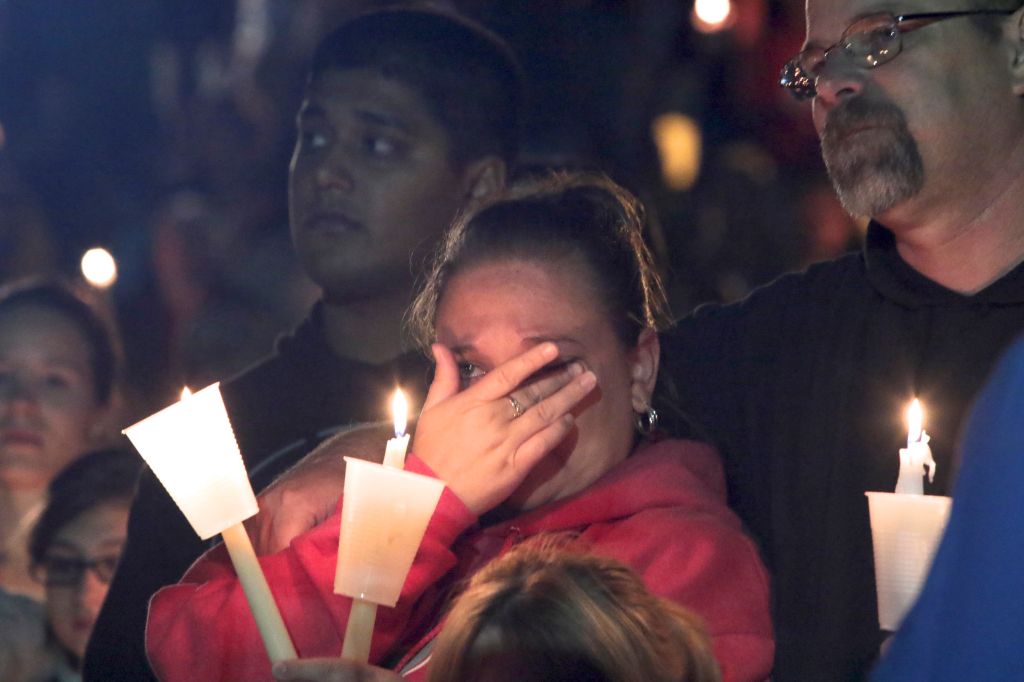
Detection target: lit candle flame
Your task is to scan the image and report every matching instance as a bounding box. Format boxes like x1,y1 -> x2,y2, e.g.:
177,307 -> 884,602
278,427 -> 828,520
906,398 -> 924,447
392,389 -> 407,438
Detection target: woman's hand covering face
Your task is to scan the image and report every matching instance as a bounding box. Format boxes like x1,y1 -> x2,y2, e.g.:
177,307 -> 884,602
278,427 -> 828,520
412,342 -> 597,516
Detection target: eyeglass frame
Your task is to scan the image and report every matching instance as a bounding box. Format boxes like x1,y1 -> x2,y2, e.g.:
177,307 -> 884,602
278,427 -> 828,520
31,553 -> 120,588
779,8 -> 1019,100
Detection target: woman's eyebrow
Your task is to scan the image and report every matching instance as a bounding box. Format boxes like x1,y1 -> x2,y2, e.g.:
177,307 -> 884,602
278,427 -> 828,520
444,336 -> 583,357
524,335 -> 583,350
44,357 -> 89,371
446,342 -> 476,356
2,353 -> 89,371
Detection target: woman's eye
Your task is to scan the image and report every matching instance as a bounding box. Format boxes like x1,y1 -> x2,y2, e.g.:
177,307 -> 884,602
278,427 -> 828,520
457,362 -> 483,378
457,362 -> 485,387
94,555 -> 121,581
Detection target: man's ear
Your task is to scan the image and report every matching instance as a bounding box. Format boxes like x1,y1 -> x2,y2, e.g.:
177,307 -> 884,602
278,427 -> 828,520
629,328 -> 660,413
1011,8 -> 1024,96
460,156 -> 507,202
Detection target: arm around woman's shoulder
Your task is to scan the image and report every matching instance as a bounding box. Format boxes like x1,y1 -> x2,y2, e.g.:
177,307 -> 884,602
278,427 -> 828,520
145,456 -> 478,682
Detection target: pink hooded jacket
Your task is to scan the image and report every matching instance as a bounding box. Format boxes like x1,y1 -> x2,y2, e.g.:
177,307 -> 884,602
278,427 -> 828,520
147,439 -> 773,681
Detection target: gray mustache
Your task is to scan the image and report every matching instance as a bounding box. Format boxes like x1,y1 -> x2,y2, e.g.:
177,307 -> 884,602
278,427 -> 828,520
823,98 -> 910,146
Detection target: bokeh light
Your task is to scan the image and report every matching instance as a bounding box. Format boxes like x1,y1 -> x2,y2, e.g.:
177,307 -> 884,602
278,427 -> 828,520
652,113 -> 702,191
81,247 -> 118,289
692,0 -> 734,33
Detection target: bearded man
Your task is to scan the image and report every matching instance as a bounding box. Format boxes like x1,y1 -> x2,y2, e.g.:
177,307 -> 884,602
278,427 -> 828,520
661,1 -> 1024,677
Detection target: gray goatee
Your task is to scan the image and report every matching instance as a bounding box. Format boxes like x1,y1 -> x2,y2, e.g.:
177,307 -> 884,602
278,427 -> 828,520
821,97 -> 924,218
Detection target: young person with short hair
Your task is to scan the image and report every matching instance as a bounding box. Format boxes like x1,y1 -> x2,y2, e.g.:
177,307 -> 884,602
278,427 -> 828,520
84,8 -> 523,680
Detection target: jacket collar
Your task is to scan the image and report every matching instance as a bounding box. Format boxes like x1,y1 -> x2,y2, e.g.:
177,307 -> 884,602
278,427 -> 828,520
864,221 -> 1024,307
474,439 -> 728,542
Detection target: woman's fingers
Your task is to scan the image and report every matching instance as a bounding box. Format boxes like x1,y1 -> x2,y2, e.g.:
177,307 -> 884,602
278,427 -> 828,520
506,361 -> 585,416
514,414 -> 577,473
422,344 -> 461,410
413,343 -> 597,516
512,369 -> 597,440
473,342 -> 559,400
500,370 -> 597,494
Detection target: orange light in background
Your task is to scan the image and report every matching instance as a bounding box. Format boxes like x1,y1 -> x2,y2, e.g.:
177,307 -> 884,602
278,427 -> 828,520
651,113 -> 702,191
80,247 -> 118,289
692,0 -> 734,33
181,386 -> 192,400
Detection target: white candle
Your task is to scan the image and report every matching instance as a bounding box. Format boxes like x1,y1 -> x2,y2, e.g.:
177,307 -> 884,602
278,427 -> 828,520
341,599 -> 378,662
382,389 -> 410,469
895,399 -> 937,495
124,384 -> 296,663
340,388 -> 416,662
221,523 -> 297,662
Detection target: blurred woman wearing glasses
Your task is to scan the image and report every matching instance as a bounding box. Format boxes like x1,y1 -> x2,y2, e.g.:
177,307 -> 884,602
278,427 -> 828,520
1,449 -> 141,681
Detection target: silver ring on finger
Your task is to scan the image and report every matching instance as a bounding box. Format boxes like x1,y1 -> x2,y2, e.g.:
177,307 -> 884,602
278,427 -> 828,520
508,395 -> 525,420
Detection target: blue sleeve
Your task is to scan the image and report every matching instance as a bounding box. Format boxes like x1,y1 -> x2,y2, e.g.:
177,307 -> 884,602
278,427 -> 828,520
872,336 -> 1024,681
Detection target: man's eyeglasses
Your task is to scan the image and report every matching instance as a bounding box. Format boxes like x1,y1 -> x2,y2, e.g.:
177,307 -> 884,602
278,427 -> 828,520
780,9 -> 1018,100
33,554 -> 120,587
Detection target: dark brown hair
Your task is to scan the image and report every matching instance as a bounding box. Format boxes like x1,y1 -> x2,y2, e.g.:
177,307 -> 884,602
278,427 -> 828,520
408,172 -> 671,351
311,5 -> 523,167
28,448 -> 141,570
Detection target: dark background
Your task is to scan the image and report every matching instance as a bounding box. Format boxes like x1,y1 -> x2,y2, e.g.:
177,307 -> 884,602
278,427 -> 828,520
0,0 -> 860,417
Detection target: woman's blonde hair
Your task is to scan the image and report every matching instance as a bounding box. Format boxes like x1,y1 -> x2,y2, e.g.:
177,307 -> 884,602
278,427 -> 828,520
428,538 -> 721,682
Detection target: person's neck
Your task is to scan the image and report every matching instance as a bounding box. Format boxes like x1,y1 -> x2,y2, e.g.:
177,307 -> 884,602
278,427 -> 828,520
0,484 -> 45,539
884,162 -> 1024,295
321,288 -> 413,364
0,484 -> 46,599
